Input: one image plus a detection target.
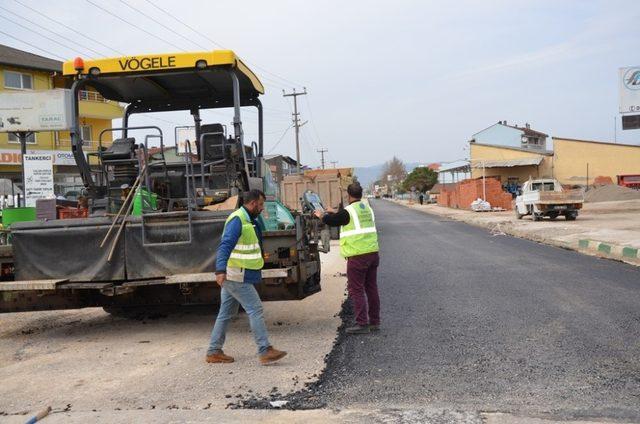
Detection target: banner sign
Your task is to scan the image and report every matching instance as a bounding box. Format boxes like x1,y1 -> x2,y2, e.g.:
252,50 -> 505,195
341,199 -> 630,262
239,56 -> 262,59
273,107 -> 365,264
23,153 -> 54,207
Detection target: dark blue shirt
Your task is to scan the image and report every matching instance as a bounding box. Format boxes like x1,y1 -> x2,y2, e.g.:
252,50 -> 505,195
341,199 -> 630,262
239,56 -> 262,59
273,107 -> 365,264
215,206 -> 263,284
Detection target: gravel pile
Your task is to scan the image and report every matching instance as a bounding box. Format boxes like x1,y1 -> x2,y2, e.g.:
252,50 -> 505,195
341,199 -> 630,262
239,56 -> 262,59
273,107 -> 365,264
585,184 -> 640,203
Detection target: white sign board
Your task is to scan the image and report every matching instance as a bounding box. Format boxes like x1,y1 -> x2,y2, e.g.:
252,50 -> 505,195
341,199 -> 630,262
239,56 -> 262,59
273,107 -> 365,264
620,67 -> 640,113
23,154 -> 54,207
0,89 -> 73,132
176,127 -> 197,155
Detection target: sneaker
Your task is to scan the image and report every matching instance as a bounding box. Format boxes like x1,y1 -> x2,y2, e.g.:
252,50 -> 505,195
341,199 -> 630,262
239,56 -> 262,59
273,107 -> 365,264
205,350 -> 234,363
368,324 -> 381,332
260,346 -> 287,365
346,324 -> 370,334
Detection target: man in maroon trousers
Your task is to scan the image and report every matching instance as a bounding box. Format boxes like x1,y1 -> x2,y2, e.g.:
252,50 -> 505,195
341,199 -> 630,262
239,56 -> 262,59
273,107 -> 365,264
314,183 -> 380,334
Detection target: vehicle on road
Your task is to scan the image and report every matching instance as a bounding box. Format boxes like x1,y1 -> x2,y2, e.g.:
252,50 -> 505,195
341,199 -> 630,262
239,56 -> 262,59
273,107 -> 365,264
0,50 -> 322,314
515,178 -> 583,221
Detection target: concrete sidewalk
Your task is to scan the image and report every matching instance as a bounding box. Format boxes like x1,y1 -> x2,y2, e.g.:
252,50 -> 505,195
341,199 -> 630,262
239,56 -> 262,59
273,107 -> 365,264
393,199 -> 640,266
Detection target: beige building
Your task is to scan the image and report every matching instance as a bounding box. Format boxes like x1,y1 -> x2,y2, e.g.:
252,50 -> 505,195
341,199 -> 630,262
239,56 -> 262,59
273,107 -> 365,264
470,137 -> 640,187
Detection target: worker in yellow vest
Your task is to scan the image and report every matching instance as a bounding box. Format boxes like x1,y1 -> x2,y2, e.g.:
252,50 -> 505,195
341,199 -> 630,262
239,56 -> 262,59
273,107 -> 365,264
315,183 -> 380,334
206,189 -> 287,364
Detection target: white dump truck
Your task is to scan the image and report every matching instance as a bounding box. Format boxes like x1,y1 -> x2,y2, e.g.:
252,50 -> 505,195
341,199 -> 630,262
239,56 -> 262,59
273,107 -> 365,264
515,178 -> 584,221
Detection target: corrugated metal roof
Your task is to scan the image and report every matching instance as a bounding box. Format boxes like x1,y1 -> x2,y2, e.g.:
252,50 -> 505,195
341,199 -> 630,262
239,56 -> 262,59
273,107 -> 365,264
471,157 -> 543,168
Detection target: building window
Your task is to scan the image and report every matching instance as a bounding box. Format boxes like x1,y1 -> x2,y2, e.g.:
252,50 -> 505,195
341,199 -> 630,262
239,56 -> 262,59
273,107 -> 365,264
80,125 -> 92,141
8,132 -> 36,144
4,70 -> 33,90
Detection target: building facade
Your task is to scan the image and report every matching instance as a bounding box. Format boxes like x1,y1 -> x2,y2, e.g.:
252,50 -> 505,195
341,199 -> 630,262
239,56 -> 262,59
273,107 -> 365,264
0,44 -> 123,196
471,121 -> 549,151
470,136 -> 640,187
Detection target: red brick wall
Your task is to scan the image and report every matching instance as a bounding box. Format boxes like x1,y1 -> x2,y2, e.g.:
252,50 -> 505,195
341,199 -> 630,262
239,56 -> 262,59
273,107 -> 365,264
438,178 -> 513,210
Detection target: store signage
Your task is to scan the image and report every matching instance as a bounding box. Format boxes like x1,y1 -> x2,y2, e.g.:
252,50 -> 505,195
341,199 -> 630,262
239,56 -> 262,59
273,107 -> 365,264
23,153 -> 54,207
0,89 -> 73,132
620,67 -> 640,113
0,149 -> 79,166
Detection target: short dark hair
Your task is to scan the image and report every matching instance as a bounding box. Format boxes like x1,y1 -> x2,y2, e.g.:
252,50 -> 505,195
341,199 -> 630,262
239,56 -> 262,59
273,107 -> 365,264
244,189 -> 266,203
347,182 -> 363,199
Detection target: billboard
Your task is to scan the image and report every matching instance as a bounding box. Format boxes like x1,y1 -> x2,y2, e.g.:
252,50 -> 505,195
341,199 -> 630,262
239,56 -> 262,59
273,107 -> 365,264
620,67 -> 640,113
0,89 -> 73,133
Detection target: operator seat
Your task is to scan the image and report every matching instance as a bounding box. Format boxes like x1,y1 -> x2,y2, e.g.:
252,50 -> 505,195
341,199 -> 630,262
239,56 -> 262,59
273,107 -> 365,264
200,124 -> 226,163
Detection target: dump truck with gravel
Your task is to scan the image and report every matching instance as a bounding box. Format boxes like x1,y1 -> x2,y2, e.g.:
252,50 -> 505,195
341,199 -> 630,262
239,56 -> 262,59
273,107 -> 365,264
515,178 -> 584,221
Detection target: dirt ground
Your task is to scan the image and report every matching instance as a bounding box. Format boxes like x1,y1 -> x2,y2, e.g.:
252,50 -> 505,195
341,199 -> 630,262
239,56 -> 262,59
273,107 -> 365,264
0,241 -> 346,420
398,199 -> 640,262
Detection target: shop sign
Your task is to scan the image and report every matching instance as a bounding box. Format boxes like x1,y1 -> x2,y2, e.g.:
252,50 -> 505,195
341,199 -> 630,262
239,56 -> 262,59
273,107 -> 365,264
23,153 -> 54,207
0,149 -> 80,166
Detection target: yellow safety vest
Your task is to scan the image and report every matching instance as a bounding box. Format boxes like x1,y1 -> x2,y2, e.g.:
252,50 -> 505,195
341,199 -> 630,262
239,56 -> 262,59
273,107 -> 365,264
224,207 -> 264,270
339,201 -> 379,258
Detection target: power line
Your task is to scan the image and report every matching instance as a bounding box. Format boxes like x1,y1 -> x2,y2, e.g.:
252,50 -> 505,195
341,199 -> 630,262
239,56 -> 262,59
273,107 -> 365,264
0,5 -> 104,58
267,125 -> 294,154
12,0 -> 125,56
140,0 -> 304,88
304,94 -> 325,151
116,0 -> 202,51
0,29 -> 67,61
84,0 -> 188,52
0,14 -> 90,58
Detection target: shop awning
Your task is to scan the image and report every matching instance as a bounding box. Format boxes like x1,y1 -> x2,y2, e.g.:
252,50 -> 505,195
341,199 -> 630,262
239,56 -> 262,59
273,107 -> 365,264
471,157 -> 543,168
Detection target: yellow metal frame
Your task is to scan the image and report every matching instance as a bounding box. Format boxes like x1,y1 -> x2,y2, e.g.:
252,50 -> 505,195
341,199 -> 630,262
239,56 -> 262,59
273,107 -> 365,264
62,50 -> 264,94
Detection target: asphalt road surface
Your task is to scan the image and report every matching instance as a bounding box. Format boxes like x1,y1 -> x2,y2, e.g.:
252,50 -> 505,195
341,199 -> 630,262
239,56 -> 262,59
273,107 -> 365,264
316,200 -> 640,420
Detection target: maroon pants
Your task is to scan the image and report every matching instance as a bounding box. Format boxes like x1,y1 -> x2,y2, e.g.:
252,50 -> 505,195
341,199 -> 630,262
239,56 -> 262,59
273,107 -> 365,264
346,252 -> 380,326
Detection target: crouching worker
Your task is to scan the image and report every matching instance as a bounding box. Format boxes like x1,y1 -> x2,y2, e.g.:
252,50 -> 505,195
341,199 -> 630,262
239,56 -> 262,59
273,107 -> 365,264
206,189 -> 287,365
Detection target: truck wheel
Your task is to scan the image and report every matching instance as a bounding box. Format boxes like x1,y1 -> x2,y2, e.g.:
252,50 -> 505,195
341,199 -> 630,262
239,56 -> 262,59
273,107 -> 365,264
548,212 -> 559,220
565,212 -> 577,221
532,212 -> 542,222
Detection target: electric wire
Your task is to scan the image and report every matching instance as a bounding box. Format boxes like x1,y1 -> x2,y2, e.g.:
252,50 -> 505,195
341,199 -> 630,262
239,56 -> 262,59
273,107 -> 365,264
0,5 -> 103,58
0,14 -> 92,59
84,0 -> 188,52
140,0 -> 305,88
267,125 -> 294,154
11,0 -> 125,56
116,0 -> 202,51
0,29 -> 67,61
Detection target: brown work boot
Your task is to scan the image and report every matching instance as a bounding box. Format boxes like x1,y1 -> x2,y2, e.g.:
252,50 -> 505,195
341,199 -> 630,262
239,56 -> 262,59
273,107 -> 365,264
205,350 -> 234,363
259,346 -> 287,365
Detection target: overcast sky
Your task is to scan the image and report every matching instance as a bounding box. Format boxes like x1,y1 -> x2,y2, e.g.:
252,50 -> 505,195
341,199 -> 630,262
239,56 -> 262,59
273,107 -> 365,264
1,0 -> 639,167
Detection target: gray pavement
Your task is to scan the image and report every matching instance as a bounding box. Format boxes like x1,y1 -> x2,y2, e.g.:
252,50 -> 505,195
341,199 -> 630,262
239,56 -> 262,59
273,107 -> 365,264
314,199 -> 640,421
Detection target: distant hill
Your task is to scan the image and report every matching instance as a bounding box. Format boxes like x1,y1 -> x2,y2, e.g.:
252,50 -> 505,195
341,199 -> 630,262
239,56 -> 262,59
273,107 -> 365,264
354,162 -> 423,188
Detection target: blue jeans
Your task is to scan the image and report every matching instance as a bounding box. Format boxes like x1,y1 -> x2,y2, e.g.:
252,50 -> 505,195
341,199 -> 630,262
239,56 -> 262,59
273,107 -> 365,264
207,280 -> 271,355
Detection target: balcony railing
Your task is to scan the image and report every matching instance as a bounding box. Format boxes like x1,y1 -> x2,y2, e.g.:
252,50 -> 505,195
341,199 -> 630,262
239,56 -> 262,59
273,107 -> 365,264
57,139 -> 106,149
78,90 -> 108,103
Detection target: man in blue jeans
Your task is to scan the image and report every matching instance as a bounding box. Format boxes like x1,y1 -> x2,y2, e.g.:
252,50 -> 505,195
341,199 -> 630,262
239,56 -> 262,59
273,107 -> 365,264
206,189 -> 287,365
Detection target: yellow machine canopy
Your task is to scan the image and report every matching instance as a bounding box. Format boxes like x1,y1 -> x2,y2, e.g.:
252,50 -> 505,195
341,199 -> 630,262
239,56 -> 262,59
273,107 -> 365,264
63,50 -> 264,112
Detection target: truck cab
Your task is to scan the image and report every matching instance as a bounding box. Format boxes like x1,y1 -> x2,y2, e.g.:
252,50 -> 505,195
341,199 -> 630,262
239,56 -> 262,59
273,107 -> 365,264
515,178 -> 584,221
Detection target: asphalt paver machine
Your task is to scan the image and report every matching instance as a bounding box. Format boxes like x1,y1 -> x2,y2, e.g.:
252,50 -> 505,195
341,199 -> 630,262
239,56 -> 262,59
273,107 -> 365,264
0,50 -> 322,313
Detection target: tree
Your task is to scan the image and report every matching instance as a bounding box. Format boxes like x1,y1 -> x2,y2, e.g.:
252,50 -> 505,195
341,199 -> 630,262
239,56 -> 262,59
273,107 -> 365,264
379,156 -> 407,186
402,166 -> 438,193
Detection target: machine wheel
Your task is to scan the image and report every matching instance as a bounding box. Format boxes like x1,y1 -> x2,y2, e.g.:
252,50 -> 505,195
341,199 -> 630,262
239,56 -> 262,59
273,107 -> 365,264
548,212 -> 559,220
514,208 -> 523,220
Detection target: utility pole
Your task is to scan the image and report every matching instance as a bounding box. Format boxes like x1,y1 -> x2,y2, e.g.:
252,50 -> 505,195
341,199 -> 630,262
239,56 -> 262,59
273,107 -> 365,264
283,88 -> 307,173
317,148 -> 328,169
330,161 -> 338,169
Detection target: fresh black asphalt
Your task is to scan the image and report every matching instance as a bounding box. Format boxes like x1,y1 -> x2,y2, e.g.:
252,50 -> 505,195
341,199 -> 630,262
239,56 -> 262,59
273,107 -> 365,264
313,200 -> 640,420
